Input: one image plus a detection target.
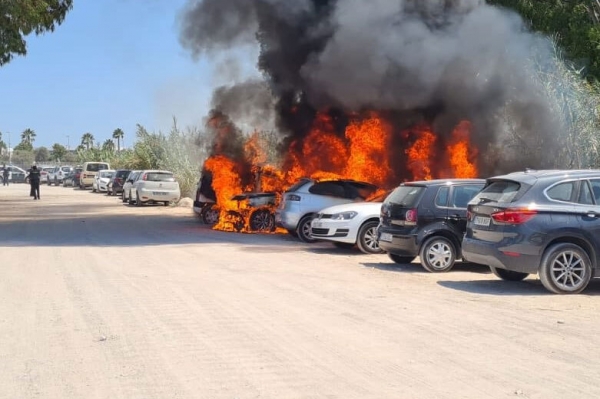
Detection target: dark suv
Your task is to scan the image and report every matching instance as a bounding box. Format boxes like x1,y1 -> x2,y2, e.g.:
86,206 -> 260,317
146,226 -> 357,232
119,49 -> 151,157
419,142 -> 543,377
377,179 -> 485,272
462,169 -> 600,294
107,169 -> 131,196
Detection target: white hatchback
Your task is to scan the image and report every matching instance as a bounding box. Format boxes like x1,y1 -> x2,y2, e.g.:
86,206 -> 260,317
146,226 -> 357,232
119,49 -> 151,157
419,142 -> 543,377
92,170 -> 116,193
130,170 -> 180,206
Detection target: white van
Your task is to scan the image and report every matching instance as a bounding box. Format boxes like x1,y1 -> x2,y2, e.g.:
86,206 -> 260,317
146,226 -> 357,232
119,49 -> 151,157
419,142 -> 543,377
80,162 -> 110,189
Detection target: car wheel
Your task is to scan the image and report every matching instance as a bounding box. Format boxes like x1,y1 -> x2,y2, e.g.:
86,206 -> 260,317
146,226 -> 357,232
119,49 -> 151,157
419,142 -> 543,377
297,215 -> 317,243
202,204 -> 220,225
249,209 -> 275,232
388,253 -> 416,264
122,191 -> 127,203
419,236 -> 457,273
128,191 -> 134,205
333,242 -> 355,249
92,185 -> 97,193
490,266 -> 529,282
54,177 -> 58,186
539,243 -> 592,294
357,221 -> 384,254
136,192 -> 142,206
164,201 -> 169,206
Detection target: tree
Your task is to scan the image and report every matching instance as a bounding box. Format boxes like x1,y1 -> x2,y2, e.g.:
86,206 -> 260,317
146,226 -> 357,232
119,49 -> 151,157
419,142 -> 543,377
0,0 -> 74,66
14,141 -> 33,152
102,139 -> 115,153
0,131 -> 6,153
81,132 -> 94,150
21,128 -> 36,146
51,143 -> 67,161
112,128 -> 124,152
34,146 -> 50,162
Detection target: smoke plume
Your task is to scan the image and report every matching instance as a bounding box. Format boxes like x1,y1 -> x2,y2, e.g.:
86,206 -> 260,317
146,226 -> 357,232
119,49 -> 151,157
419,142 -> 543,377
180,0 -> 570,176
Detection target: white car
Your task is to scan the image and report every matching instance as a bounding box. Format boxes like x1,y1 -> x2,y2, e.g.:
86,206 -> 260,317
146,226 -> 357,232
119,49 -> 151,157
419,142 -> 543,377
130,170 -> 180,206
310,191 -> 389,254
92,170 -> 116,193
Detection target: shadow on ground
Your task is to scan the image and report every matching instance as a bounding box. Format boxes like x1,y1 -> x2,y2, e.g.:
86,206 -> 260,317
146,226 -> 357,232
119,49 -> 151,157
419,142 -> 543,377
360,261 -> 491,274
437,279 -> 600,296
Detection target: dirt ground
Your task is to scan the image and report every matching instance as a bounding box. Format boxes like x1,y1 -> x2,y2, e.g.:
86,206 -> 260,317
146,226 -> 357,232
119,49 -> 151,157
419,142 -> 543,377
0,182 -> 599,399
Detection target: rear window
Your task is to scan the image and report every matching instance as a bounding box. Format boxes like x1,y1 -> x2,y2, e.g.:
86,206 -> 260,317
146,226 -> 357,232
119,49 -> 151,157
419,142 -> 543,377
472,180 -> 521,203
145,172 -> 175,182
86,163 -> 109,172
116,170 -> 130,178
61,167 -> 71,172
384,185 -> 425,207
99,171 -> 114,178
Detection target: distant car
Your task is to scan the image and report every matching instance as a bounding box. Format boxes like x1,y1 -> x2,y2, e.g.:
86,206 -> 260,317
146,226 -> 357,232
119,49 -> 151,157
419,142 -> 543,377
129,170 -> 180,206
311,191 -> 390,254
377,179 -> 485,272
275,178 -> 379,243
107,169 -> 131,196
463,169 -> 600,294
122,170 -> 142,204
63,167 -> 83,187
48,165 -> 73,186
79,162 -> 110,189
0,165 -> 26,184
92,169 -> 116,193
41,167 -> 54,184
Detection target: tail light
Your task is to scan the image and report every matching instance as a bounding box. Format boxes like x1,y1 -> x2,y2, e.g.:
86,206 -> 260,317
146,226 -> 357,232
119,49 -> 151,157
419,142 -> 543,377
491,208 -> 537,224
142,174 -> 147,181
287,194 -> 301,201
405,208 -> 418,226
466,210 -> 472,221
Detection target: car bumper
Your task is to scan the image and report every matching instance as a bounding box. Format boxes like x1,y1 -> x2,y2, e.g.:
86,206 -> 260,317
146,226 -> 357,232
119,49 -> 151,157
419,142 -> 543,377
461,237 -> 540,274
275,210 -> 301,230
310,219 -> 356,244
139,188 -> 180,203
377,228 -> 419,256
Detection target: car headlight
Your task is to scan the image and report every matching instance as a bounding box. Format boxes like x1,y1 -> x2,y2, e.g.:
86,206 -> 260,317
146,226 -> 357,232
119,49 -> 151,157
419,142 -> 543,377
331,211 -> 357,220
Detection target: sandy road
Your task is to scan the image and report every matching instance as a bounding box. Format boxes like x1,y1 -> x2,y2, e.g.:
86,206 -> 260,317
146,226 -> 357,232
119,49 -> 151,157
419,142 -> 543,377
0,183 -> 599,399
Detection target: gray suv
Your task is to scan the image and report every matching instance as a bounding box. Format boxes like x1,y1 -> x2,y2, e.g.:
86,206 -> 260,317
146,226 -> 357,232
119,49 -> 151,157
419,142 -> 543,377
462,169 -> 600,294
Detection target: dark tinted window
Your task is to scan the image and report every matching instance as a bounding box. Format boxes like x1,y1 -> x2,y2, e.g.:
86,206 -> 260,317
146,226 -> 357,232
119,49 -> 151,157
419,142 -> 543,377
589,180 -> 600,204
451,185 -> 483,208
547,181 -> 576,202
472,180 -> 520,203
579,181 -> 594,205
116,170 -> 130,178
86,163 -> 109,172
61,167 -> 71,172
309,181 -> 346,198
145,172 -> 175,182
385,185 -> 425,207
435,186 -> 449,207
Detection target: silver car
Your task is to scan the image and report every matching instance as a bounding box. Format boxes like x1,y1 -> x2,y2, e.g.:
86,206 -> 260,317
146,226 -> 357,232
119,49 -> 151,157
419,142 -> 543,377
275,178 -> 379,243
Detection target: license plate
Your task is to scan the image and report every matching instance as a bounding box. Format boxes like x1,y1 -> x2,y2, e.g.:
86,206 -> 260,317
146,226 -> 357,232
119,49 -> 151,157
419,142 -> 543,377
474,216 -> 491,226
380,233 -> 393,242
153,192 -> 167,196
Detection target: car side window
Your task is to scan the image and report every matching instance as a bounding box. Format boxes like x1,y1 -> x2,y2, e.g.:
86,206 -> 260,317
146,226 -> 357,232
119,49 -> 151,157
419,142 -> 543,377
450,185 -> 482,208
547,181 -> 577,202
578,180 -> 594,205
589,179 -> 600,205
435,186 -> 449,207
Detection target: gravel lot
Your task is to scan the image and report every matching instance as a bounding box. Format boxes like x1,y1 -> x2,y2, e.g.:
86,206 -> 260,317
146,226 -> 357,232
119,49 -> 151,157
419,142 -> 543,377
1,183 -> 599,399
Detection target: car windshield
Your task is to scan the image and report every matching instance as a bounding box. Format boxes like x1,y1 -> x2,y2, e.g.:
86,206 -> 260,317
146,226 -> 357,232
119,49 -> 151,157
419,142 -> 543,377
99,171 -> 114,178
61,167 -> 71,171
145,172 -> 175,182
87,163 -> 109,172
384,185 -> 425,207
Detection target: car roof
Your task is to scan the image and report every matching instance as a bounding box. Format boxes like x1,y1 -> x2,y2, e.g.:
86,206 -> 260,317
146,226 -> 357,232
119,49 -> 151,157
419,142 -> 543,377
402,178 -> 486,186
488,169 -> 600,184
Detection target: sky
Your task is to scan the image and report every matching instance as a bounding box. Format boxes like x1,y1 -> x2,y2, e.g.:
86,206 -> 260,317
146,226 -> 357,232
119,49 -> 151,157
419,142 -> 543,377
0,0 -> 259,150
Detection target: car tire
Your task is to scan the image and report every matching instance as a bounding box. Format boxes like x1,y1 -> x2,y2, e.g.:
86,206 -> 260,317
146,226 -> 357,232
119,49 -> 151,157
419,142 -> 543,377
128,191 -> 134,205
164,201 -> 169,207
249,209 -> 275,232
136,192 -> 142,207
388,253 -> 416,264
202,204 -> 220,225
122,191 -> 127,203
54,177 -> 58,186
333,242 -> 354,249
490,266 -> 529,282
357,221 -> 384,254
539,243 -> 592,294
419,236 -> 457,273
297,215 -> 317,243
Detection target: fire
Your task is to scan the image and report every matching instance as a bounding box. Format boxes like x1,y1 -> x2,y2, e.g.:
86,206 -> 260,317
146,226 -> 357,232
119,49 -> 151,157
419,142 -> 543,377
448,121 -> 478,178
406,125 -> 437,181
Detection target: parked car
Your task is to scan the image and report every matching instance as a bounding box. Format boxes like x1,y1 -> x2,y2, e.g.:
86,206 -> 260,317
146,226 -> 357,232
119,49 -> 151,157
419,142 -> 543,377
0,165 -> 26,184
128,170 -> 180,206
377,179 -> 485,272
462,169 -> 600,294
48,165 -> 73,186
107,169 -> 131,196
92,170 -> 116,193
63,167 -> 83,187
122,170 -> 142,203
79,162 -> 110,189
276,178 -> 379,243
219,192 -> 278,232
41,167 -> 54,184
311,191 -> 391,254
193,172 -> 218,224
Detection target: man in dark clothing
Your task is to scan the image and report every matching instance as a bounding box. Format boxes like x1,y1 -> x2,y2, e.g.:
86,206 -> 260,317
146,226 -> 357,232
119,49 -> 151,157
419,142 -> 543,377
27,165 -> 41,200
2,164 -> 8,186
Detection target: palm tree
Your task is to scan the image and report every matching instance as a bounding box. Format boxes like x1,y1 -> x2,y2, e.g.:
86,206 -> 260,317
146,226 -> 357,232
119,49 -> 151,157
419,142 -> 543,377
21,128 -> 36,145
102,139 -> 115,153
112,128 -> 124,152
81,132 -> 95,150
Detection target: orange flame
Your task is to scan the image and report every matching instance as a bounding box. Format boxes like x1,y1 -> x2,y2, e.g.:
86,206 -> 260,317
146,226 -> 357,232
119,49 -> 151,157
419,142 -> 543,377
447,121 -> 478,178
406,126 -> 437,180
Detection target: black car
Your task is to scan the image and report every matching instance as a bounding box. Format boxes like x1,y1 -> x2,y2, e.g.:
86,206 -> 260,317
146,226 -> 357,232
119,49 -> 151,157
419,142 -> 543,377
377,179 -> 485,272
463,169 -> 600,294
107,169 -> 131,196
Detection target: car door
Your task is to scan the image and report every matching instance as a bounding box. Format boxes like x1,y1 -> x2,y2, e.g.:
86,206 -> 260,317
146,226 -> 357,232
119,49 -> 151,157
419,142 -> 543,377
131,172 -> 143,198
580,178 -> 600,266
447,183 -> 485,234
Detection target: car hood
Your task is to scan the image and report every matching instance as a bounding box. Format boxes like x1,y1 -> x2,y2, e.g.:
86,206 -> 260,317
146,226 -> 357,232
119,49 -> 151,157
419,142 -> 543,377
318,201 -> 383,216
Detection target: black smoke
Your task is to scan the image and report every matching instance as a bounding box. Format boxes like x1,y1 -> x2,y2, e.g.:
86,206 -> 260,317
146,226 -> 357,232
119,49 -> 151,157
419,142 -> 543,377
180,0 -> 567,176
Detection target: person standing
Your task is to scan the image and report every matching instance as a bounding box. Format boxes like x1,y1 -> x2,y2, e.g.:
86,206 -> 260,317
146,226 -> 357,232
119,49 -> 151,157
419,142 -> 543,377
2,164 -> 8,186
27,165 -> 41,200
